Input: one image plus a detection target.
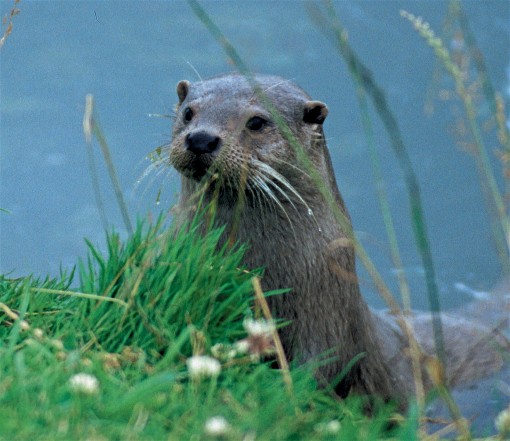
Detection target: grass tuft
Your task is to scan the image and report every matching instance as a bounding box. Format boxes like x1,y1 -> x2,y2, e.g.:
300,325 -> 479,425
0,215 -> 420,440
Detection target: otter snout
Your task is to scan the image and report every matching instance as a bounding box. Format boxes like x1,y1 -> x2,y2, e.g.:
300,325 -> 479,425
186,131 -> 222,155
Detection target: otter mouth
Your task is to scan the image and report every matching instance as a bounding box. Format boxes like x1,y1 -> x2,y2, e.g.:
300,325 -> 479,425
188,156 -> 212,181
174,151 -> 249,200
175,152 -> 216,182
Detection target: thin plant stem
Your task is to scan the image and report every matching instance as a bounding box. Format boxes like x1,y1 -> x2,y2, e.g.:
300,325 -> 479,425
496,95 -> 510,196
353,74 -> 412,308
30,287 -> 128,307
83,95 -> 109,231
452,0 -> 510,268
252,277 -> 294,398
0,0 -> 20,49
353,87 -> 427,411
83,94 -> 134,235
0,302 -> 29,329
454,0 -> 510,153
187,0 -> 250,77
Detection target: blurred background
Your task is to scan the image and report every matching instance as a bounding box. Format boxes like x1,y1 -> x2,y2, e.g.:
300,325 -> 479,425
1,0 -> 508,310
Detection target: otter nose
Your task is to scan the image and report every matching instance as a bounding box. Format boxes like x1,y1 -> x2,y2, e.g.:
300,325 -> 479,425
185,131 -> 221,155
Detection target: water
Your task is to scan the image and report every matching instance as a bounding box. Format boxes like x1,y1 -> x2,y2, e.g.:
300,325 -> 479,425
2,0 -> 507,307
0,0 -> 509,432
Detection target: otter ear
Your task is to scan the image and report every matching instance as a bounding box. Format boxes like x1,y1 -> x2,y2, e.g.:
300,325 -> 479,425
176,80 -> 190,105
303,100 -> 328,125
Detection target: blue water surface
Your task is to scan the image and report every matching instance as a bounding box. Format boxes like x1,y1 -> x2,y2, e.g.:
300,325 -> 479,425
1,0 -> 509,310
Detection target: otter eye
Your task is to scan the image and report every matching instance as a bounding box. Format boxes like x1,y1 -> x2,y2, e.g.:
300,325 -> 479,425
183,107 -> 194,123
246,116 -> 268,131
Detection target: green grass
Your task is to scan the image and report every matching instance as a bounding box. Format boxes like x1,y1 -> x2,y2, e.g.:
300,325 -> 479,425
0,216 -> 420,440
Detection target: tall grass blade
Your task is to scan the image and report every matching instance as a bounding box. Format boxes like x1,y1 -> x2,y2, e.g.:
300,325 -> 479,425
83,95 -> 109,231
83,94 -> 134,235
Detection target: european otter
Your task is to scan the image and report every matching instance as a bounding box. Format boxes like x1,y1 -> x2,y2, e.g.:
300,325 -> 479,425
166,73 -> 507,404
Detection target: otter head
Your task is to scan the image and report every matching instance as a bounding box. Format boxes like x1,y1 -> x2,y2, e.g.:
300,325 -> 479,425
169,74 -> 329,206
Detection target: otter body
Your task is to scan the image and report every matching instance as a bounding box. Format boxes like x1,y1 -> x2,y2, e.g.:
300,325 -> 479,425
168,73 -> 506,403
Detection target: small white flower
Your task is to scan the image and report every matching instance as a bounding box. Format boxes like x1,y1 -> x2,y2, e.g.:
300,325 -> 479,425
204,416 -> 231,436
495,405 -> 510,435
315,419 -> 341,434
51,339 -> 64,351
233,339 -> 250,355
243,318 -> 275,337
69,373 -> 99,394
325,420 -> 341,433
237,319 -> 276,360
187,355 -> 221,379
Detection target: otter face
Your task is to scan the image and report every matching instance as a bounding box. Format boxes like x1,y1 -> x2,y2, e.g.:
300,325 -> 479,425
169,74 -> 328,204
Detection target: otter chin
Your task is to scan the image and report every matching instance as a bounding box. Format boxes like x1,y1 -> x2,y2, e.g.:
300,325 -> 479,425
166,72 -> 507,406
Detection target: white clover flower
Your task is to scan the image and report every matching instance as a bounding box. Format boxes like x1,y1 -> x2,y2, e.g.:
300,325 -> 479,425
324,420 -> 341,434
204,416 -> 231,436
243,318 -> 275,337
187,355 -> 221,379
69,373 -> 99,394
495,405 -> 510,436
51,339 -> 64,351
237,319 -> 276,360
315,419 -> 341,434
233,339 -> 250,355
